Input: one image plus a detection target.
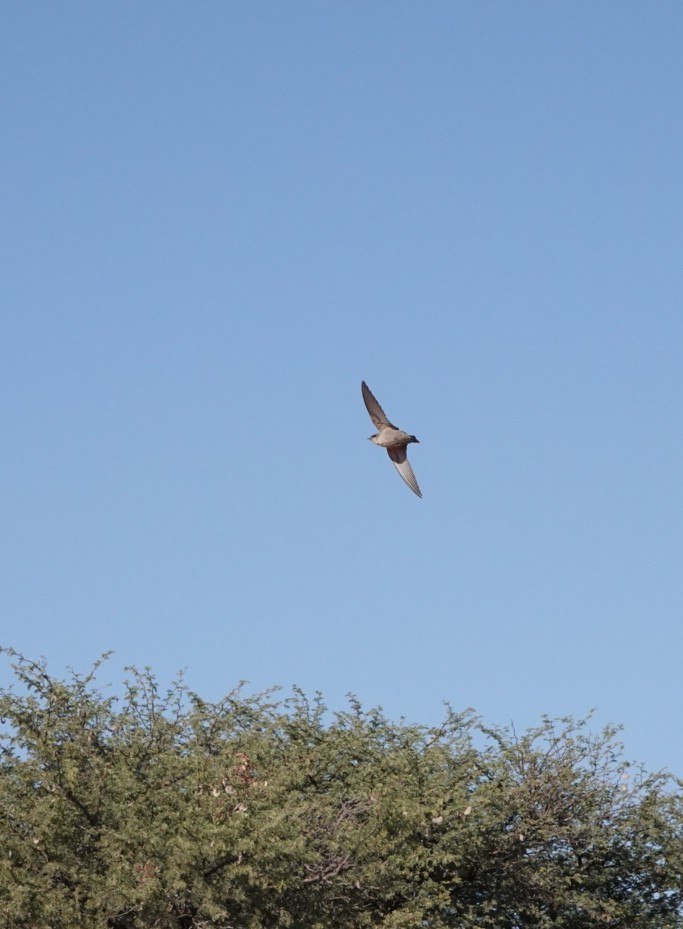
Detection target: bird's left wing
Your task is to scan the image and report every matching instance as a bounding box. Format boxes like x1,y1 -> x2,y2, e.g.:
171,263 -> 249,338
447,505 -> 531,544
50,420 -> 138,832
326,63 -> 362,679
362,381 -> 396,430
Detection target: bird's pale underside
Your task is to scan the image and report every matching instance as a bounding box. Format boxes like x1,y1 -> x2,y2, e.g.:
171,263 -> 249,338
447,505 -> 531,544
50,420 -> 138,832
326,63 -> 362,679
361,381 -> 422,498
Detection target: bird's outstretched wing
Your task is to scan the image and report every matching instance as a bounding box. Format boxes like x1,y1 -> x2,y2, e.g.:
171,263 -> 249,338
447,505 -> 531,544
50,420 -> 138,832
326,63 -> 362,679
362,381 -> 397,430
387,446 -> 422,498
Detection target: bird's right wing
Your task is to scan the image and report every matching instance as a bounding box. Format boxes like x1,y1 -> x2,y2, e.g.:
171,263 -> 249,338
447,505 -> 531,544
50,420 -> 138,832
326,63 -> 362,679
387,446 -> 422,498
361,381 -> 396,430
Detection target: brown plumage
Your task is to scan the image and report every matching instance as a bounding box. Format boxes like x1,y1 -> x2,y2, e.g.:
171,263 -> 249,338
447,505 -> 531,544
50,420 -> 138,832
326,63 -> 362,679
361,381 -> 422,498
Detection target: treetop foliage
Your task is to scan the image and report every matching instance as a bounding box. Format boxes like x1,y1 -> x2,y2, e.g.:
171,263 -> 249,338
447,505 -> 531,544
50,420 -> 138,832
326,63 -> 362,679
0,648 -> 681,928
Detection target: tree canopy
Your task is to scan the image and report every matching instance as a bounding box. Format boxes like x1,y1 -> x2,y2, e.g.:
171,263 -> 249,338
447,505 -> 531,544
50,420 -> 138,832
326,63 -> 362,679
0,649 -> 681,928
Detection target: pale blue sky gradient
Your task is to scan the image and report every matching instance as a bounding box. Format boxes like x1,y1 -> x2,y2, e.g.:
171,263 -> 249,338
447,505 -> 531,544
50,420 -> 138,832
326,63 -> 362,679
2,2 -> 683,774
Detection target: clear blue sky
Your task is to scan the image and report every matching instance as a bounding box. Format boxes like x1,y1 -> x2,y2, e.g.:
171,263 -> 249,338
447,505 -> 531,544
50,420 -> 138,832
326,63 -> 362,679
2,2 -> 682,775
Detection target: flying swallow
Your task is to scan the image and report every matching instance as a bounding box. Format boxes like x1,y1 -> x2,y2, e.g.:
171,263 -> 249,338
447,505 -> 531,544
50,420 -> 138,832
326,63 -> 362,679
361,380 -> 422,498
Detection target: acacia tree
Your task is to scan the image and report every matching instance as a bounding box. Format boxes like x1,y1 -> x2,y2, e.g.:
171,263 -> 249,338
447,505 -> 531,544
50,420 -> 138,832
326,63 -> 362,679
0,648 -> 681,929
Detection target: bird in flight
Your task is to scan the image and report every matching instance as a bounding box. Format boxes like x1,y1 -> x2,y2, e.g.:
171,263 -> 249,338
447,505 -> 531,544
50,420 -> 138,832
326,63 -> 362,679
361,381 -> 422,498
